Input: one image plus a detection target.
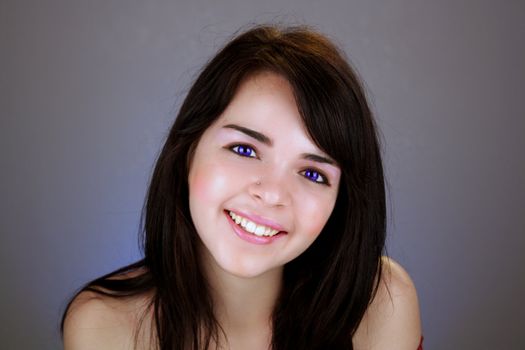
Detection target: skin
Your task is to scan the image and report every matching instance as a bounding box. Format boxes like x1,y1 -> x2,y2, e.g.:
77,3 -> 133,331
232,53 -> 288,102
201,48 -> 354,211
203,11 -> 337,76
187,72 -> 341,348
63,72 -> 422,349
188,71 -> 341,280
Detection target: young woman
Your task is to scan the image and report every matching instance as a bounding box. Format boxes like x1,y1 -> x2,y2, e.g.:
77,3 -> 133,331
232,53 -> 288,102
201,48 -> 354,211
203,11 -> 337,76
62,25 -> 422,350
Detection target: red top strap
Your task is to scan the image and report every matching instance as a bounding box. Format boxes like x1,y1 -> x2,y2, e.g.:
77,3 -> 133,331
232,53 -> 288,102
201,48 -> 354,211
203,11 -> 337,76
417,336 -> 424,350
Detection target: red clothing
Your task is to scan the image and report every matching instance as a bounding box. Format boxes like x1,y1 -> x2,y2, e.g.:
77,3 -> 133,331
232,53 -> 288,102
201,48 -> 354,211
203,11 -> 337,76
417,336 -> 424,350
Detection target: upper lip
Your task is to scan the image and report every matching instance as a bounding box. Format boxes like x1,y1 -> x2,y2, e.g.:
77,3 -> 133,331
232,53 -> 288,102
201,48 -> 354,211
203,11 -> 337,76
226,209 -> 287,232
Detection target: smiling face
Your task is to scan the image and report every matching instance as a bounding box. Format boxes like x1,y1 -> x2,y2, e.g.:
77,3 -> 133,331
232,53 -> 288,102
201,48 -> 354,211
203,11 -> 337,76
188,71 -> 341,279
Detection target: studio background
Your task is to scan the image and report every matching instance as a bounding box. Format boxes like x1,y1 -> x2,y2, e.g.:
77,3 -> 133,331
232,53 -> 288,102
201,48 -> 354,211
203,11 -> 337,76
2,0 -> 524,349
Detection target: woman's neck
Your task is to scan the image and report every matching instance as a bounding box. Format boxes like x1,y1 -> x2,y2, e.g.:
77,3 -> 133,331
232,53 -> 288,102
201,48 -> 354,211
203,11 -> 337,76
201,250 -> 283,335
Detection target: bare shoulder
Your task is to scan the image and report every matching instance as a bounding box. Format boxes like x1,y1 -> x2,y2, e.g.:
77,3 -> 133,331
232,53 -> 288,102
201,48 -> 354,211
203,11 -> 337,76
63,273 -> 155,350
353,257 -> 422,350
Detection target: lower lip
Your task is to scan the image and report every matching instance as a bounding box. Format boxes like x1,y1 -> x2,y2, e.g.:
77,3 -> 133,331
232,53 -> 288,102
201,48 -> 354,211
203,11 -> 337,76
224,211 -> 285,245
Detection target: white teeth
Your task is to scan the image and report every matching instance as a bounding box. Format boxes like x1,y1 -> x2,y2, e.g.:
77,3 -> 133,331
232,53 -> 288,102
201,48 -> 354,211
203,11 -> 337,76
228,211 -> 280,237
246,221 -> 256,233
254,225 -> 266,236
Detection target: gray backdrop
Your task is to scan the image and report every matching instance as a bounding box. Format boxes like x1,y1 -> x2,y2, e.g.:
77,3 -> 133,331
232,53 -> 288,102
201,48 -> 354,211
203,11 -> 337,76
2,0 -> 524,349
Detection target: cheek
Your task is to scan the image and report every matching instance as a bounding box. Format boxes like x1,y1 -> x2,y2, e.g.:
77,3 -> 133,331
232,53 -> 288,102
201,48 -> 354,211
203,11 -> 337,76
189,159 -> 246,206
188,162 -> 229,236
307,209 -> 331,237
188,165 -> 219,200
299,194 -> 337,237
189,163 -> 226,203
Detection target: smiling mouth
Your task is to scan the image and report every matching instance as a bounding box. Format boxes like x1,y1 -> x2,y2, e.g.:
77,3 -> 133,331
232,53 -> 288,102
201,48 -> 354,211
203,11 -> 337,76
226,210 -> 283,237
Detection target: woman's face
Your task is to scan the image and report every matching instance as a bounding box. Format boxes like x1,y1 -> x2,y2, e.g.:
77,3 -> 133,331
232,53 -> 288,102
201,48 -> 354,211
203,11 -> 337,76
188,72 -> 341,279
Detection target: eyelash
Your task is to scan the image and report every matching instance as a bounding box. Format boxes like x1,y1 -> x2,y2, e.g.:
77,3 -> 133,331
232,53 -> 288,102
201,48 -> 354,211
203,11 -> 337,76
230,144 -> 258,159
228,143 -> 330,186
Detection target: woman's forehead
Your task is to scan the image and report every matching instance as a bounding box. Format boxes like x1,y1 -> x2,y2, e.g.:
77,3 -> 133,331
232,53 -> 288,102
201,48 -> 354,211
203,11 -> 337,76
212,76 -> 314,146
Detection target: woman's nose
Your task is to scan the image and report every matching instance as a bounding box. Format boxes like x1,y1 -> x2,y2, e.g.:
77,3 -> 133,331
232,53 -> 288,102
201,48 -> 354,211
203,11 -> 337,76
248,173 -> 291,207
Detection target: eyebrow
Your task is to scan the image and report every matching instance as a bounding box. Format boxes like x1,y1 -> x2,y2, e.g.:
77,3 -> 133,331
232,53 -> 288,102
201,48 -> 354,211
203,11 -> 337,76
223,124 -> 272,146
222,123 -> 337,166
301,153 -> 336,166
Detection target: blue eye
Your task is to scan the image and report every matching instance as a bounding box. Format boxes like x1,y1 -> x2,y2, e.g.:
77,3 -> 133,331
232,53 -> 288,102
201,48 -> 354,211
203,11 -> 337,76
231,144 -> 257,158
302,169 -> 328,185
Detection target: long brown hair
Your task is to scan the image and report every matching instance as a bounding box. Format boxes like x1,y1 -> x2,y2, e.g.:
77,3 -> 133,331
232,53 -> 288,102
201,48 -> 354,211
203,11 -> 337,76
62,24 -> 386,350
